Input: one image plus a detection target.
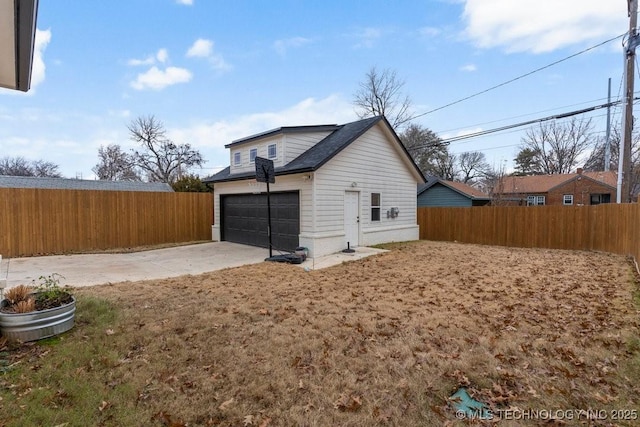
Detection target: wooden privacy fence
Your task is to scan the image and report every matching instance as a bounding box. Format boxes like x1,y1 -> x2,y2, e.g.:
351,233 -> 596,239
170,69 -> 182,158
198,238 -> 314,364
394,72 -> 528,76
0,188 -> 213,257
418,204 -> 640,262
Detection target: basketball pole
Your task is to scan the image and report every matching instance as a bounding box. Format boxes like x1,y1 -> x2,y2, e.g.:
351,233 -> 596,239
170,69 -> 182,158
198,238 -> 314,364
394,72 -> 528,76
264,164 -> 273,258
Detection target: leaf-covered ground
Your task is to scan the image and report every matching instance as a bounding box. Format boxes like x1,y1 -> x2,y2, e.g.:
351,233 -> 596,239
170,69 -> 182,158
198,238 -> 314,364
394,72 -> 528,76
1,240 -> 639,426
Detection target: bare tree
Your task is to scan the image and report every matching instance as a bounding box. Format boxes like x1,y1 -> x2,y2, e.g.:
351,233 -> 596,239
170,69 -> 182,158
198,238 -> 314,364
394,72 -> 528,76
431,152 -> 457,181
128,115 -> 205,184
518,117 -> 594,174
479,160 -> 509,205
93,144 -> 140,181
0,156 -> 62,177
584,126 -> 640,198
32,160 -> 62,177
353,67 -> 413,130
458,151 -> 490,184
399,123 -> 448,176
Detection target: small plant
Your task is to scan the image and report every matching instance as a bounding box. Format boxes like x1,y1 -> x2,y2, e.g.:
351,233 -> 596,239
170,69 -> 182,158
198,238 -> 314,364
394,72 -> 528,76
33,274 -> 73,311
4,284 -> 33,306
1,274 -> 73,313
14,299 -> 36,314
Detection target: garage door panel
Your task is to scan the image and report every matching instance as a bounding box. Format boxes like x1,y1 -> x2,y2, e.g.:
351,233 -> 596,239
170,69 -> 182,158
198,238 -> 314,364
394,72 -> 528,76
221,192 -> 299,252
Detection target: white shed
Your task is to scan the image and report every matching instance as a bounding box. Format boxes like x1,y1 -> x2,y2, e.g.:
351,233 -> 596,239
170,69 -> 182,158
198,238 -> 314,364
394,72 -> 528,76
204,116 -> 425,258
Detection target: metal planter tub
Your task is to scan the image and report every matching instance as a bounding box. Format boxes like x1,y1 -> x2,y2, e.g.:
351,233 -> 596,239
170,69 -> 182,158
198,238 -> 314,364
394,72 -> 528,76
0,297 -> 76,342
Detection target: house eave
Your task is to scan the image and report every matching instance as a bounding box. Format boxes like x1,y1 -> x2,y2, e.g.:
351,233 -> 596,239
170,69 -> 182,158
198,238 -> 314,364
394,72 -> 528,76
0,0 -> 39,92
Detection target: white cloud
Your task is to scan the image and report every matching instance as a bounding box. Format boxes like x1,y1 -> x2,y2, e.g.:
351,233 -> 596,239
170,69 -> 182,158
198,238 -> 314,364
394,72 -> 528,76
187,39 -> 213,58
353,27 -> 382,48
460,64 -> 477,72
127,56 -> 155,66
176,0 -> 193,5
185,38 -> 231,71
273,36 -> 312,56
418,27 -> 441,38
462,0 -> 626,53
128,48 -> 168,66
130,66 -> 192,90
156,48 -> 169,63
29,28 -> 52,92
168,94 -> 356,173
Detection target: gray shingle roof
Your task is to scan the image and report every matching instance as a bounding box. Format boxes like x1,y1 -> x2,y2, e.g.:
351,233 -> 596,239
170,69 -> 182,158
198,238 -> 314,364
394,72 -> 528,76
418,178 -> 490,200
0,176 -> 174,192
205,116 -> 424,183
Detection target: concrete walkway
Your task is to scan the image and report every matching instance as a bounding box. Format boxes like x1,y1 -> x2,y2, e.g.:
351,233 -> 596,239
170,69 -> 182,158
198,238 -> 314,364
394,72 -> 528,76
2,242 -> 386,288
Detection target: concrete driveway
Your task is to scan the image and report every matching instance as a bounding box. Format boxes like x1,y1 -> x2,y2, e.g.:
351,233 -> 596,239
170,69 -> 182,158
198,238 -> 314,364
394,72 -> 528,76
2,242 -> 386,288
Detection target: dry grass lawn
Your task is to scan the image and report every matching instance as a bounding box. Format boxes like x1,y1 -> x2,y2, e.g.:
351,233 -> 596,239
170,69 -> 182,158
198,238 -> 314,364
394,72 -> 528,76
1,240 -> 639,426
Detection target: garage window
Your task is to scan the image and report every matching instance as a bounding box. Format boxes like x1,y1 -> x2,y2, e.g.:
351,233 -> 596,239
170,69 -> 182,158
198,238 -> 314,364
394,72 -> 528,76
371,193 -> 381,221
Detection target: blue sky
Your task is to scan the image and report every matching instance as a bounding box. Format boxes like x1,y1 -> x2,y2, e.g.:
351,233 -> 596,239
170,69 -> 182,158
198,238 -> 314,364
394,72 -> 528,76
0,0 -> 629,179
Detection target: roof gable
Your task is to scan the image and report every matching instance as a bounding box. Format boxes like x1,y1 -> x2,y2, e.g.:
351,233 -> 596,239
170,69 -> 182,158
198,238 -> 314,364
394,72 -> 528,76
418,178 -> 489,200
206,116 -> 425,183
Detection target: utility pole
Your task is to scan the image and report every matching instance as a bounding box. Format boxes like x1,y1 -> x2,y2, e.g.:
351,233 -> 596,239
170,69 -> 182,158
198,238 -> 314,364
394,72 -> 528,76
605,78 -> 612,172
619,0 -> 639,203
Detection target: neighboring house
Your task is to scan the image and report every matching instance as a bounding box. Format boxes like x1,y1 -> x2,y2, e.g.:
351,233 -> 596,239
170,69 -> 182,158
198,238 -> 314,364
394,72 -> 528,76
493,169 -> 617,206
203,116 -> 426,257
0,176 -> 174,192
417,178 -> 490,207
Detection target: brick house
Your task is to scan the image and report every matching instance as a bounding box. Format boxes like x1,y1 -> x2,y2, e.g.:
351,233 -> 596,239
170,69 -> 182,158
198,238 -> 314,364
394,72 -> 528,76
493,169 -> 617,206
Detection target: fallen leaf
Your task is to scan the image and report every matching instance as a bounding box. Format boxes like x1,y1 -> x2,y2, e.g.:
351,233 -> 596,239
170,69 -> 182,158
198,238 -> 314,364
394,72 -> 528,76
105,329 -> 115,336
334,394 -> 362,412
98,400 -> 111,412
259,416 -> 271,427
219,397 -> 234,411
243,414 -> 254,426
259,308 -> 269,315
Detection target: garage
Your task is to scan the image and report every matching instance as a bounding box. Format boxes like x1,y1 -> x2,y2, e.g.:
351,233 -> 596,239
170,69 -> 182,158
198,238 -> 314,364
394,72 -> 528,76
220,191 -> 300,252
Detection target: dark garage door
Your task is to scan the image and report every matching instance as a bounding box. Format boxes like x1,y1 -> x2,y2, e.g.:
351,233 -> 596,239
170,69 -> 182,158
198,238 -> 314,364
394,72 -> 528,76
221,192 -> 300,251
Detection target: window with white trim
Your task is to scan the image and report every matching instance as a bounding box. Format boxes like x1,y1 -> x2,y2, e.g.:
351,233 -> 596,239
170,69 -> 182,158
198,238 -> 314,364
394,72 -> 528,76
233,152 -> 241,166
563,194 -> 573,205
371,193 -> 381,221
268,144 -> 277,159
526,195 -> 545,206
249,148 -> 257,163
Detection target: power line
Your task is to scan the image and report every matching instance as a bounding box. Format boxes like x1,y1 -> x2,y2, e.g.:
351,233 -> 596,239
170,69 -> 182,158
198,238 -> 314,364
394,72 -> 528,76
438,99 -> 634,145
434,95 -> 619,135
410,33 -> 625,120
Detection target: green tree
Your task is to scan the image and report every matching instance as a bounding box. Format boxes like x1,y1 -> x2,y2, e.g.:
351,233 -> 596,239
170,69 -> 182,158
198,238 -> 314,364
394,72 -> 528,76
513,148 -> 540,176
171,175 -> 211,192
399,123 -> 448,177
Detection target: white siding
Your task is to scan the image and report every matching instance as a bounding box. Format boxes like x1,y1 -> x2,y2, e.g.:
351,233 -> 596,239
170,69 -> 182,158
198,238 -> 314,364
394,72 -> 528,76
228,131 -> 332,175
229,135 -> 284,175
313,123 -> 420,247
283,131 -> 333,163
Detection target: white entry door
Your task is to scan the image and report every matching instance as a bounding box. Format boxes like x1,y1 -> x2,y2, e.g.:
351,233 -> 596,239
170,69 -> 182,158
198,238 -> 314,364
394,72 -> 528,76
344,191 -> 360,247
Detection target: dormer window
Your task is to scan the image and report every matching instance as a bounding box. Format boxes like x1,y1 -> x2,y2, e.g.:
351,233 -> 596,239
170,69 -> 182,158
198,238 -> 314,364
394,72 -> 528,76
233,152 -> 241,166
268,144 -> 277,159
250,148 -> 257,163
